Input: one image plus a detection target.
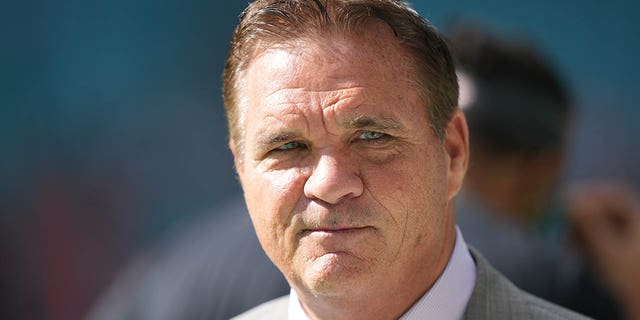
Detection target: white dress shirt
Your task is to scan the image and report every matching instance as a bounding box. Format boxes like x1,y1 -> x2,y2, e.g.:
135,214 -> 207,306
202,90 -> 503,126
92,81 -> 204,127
288,226 -> 477,320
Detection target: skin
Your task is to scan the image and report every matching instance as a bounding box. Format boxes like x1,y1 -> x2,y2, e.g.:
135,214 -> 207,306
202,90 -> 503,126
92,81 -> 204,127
232,24 -> 469,320
568,182 -> 640,319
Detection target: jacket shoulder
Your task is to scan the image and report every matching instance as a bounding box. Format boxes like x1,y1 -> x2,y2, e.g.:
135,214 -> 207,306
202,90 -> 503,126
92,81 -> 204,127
465,247 -> 592,320
231,296 -> 289,320
520,291 -> 592,320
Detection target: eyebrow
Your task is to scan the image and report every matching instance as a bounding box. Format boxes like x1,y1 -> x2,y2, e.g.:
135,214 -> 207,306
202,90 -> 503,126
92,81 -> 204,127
255,131 -> 300,153
343,114 -> 404,132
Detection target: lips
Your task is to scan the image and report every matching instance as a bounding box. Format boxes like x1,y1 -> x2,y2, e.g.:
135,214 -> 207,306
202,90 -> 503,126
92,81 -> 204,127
301,226 -> 373,236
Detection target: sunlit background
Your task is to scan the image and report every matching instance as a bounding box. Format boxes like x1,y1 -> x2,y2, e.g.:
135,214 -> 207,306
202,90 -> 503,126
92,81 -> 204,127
2,0 -> 638,319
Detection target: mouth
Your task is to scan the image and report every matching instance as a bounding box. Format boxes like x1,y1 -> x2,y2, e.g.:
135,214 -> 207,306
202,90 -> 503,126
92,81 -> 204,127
301,226 -> 374,236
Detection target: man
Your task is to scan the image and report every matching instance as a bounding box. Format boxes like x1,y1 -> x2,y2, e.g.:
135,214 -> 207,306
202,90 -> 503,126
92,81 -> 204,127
224,0 -> 587,319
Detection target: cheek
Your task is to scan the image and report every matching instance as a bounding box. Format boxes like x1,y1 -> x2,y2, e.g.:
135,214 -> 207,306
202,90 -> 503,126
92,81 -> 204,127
243,167 -> 308,246
363,151 -> 446,204
362,150 -> 448,239
262,168 -> 307,213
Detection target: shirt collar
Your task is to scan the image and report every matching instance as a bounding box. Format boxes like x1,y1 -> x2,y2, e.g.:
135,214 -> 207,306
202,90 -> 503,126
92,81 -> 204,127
288,226 -> 477,320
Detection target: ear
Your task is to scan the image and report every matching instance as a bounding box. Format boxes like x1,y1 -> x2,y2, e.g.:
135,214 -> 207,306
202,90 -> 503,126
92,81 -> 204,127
229,139 -> 245,183
443,108 -> 469,201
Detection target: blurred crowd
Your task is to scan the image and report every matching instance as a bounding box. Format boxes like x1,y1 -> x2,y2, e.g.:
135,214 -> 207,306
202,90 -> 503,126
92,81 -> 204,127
2,1 -> 639,320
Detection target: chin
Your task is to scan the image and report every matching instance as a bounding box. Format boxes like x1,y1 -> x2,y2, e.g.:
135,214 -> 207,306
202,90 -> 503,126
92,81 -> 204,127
299,252 -> 376,296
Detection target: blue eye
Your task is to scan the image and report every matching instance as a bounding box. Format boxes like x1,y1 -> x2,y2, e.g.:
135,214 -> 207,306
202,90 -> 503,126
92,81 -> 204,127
276,141 -> 304,151
359,131 -> 385,140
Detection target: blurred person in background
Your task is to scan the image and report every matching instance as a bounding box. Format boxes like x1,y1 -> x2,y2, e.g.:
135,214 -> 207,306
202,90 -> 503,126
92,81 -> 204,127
450,23 -> 639,319
87,197 -> 288,320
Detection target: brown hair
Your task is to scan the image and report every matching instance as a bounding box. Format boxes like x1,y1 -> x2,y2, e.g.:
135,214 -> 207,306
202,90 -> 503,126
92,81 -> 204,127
223,0 -> 458,150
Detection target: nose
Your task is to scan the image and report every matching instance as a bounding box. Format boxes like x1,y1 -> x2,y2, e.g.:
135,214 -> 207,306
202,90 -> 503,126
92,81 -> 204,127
303,151 -> 364,205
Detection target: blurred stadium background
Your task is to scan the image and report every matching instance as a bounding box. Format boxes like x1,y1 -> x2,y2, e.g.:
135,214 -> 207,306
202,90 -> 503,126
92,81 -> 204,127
1,0 -> 638,319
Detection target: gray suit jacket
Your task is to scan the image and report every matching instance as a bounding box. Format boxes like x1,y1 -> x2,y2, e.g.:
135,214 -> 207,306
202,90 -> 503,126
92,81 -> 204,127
232,248 -> 590,320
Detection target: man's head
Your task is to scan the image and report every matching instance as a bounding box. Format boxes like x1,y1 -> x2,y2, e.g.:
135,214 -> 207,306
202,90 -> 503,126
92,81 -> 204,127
223,0 -> 459,153
223,1 -> 468,318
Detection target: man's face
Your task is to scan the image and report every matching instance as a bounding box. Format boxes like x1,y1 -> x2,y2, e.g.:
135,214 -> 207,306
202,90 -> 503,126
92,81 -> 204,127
232,27 -> 467,300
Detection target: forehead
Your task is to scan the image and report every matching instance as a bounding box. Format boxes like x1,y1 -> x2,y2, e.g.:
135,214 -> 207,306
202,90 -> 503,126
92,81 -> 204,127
241,28 -> 422,113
